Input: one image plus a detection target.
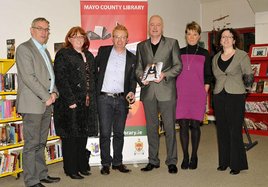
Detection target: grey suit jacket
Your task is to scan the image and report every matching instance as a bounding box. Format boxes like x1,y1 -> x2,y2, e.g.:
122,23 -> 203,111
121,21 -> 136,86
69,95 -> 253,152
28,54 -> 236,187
16,39 -> 58,114
136,36 -> 182,101
212,48 -> 253,94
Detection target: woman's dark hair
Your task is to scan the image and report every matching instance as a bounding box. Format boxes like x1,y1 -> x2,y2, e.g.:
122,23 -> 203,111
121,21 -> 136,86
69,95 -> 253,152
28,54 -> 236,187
216,28 -> 241,52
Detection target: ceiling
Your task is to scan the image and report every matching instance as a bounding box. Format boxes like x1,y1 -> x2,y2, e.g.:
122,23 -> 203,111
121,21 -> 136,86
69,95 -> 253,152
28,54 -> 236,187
247,0 -> 268,12
200,0 -> 268,12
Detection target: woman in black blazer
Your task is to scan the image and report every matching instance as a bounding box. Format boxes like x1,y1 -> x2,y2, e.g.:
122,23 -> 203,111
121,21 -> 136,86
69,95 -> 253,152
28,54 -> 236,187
54,27 -> 98,179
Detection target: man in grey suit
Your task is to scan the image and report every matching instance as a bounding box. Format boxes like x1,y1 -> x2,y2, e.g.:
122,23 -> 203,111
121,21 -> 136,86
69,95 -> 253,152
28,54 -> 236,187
136,15 -> 182,174
16,17 -> 60,187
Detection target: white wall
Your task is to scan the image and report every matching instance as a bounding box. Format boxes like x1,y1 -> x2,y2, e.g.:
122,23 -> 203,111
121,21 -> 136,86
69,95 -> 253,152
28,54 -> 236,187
0,0 -> 201,59
0,0 -> 81,58
147,0 -> 201,47
201,0 -> 255,32
255,11 -> 268,44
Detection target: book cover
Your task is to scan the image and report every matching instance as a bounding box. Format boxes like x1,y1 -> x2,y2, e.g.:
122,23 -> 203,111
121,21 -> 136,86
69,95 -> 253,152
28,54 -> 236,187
256,80 -> 264,93
142,62 -> 163,82
7,39 -> 15,59
251,64 -> 261,76
250,82 -> 257,93
263,80 -> 268,94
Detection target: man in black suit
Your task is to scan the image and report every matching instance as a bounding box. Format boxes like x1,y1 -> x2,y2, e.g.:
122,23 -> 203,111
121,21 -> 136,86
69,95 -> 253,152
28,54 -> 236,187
95,24 -> 137,175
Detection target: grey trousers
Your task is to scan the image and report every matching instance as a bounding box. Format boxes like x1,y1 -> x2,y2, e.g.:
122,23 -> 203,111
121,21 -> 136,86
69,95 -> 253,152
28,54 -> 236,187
22,106 -> 52,187
143,98 -> 178,166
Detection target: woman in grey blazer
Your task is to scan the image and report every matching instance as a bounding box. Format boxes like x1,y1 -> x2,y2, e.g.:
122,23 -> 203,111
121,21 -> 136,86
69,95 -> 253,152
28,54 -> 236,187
212,28 -> 253,175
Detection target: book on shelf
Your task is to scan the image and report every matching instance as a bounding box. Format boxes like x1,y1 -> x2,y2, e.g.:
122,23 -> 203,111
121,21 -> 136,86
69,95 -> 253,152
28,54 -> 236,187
263,80 -> 268,94
142,62 -> 163,82
251,64 -> 261,76
256,80 -> 264,93
249,82 -> 257,93
6,39 -> 15,59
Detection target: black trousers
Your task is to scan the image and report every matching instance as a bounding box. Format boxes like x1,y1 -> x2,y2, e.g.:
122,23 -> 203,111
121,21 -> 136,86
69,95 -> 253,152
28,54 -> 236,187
213,91 -> 248,171
61,137 -> 88,175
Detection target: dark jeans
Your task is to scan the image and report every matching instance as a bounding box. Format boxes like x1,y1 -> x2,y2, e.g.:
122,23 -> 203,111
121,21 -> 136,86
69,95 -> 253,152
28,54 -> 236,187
97,94 -> 128,166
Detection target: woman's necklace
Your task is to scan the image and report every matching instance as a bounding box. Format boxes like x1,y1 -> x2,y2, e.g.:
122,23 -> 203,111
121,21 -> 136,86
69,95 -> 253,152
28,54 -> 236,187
186,45 -> 199,70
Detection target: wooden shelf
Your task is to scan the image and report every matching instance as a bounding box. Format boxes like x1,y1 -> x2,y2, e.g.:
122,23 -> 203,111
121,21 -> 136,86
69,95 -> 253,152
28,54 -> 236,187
0,59 -> 15,75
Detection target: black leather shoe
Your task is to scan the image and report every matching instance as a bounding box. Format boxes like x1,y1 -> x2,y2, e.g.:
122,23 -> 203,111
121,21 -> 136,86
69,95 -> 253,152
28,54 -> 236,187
80,171 -> 91,176
168,164 -> 178,174
112,164 -> 131,173
141,163 -> 160,171
40,176 -> 60,183
66,173 -> 84,179
217,166 -> 228,171
29,183 -> 45,187
181,158 -> 189,170
101,166 -> 110,175
230,169 -> 240,175
189,157 -> 198,170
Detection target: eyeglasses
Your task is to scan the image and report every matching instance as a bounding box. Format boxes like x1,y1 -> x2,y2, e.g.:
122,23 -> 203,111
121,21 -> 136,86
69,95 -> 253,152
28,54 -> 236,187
221,36 -> 233,39
113,35 -> 127,40
32,27 -> 50,32
71,35 -> 86,40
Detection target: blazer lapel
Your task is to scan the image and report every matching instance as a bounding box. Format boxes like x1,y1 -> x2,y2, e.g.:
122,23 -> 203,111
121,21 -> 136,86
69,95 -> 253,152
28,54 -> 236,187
145,39 -> 154,59
29,39 -> 49,69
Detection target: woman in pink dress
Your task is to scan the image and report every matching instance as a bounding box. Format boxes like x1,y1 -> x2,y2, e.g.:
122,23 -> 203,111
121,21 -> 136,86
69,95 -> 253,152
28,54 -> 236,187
176,21 -> 213,170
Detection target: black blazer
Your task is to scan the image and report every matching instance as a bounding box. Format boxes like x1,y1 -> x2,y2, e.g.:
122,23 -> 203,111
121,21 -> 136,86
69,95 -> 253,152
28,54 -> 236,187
95,45 -> 137,100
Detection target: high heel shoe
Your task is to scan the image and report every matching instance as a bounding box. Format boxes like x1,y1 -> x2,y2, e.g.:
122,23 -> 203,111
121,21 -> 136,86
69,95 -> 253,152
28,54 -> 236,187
230,169 -> 240,175
80,171 -> 91,176
217,166 -> 228,171
189,157 -> 198,170
66,173 -> 84,179
180,158 -> 189,169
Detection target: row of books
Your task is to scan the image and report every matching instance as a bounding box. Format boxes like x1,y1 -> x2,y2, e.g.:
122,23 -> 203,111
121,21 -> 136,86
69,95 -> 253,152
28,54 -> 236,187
250,80 -> 268,94
0,151 -> 21,174
244,118 -> 268,131
0,122 -> 23,145
0,99 -> 18,120
245,101 -> 268,113
0,120 -> 57,146
251,64 -> 268,76
0,73 -> 18,92
0,140 -> 63,175
45,141 -> 63,161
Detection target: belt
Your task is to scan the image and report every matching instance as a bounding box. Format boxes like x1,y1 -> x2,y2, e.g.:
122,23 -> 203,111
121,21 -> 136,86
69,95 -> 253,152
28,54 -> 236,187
101,92 -> 124,98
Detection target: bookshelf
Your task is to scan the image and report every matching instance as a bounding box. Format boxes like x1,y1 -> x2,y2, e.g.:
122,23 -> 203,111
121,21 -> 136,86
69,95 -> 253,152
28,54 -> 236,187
0,59 -> 62,179
245,44 -> 268,136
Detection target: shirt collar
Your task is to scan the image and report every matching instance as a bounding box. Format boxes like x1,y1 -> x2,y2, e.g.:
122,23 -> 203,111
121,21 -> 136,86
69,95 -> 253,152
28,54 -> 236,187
31,38 -> 47,50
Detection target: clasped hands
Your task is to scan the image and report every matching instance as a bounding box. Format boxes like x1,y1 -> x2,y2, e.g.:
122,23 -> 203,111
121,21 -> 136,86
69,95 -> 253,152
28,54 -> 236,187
45,92 -> 58,106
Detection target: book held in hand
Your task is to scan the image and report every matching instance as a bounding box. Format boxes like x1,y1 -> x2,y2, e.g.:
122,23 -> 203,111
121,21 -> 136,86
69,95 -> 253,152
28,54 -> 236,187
142,62 -> 163,82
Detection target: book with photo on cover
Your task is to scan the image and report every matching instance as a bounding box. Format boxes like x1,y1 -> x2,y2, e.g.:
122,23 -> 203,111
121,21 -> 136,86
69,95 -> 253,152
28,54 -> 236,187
263,80 -> 268,94
142,62 -> 163,82
251,64 -> 261,76
7,39 -> 15,59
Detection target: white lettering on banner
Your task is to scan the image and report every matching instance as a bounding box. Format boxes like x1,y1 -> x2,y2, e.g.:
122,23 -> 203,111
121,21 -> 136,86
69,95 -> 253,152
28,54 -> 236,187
124,130 -> 143,136
123,5 -> 144,10
84,5 -> 100,10
83,4 -> 144,11
100,5 -> 122,10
